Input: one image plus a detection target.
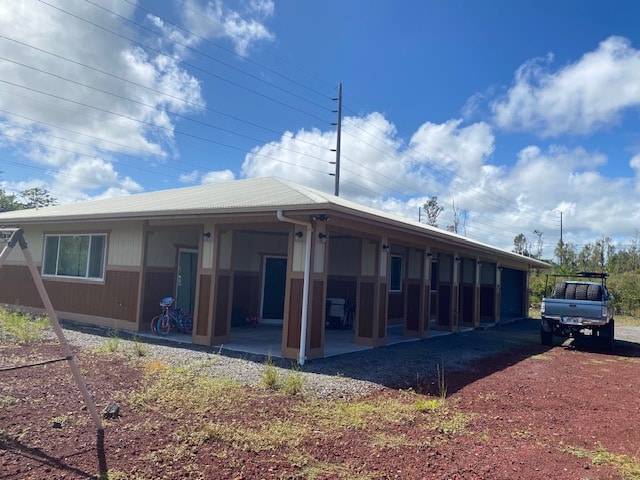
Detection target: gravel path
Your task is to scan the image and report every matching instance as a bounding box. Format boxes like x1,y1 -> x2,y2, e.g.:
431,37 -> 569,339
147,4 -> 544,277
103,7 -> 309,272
58,319 -> 640,398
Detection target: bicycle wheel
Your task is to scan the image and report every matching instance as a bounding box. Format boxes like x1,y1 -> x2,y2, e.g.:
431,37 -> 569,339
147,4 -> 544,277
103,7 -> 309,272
150,315 -> 162,334
157,314 -> 171,336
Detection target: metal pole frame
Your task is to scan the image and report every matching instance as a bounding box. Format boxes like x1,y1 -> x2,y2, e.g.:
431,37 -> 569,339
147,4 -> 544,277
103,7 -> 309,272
0,228 -> 103,431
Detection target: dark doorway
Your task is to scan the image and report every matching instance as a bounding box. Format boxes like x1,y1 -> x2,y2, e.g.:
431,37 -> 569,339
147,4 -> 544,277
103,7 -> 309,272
500,268 -> 525,320
261,256 -> 287,320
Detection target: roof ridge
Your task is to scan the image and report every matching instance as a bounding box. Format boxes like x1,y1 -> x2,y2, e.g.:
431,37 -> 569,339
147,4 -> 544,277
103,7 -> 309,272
270,177 -> 334,204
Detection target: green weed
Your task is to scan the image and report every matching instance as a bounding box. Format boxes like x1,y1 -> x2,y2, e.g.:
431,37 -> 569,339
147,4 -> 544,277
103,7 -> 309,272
262,354 -> 279,389
564,444 -> 640,480
131,335 -> 149,357
0,308 -> 50,342
415,397 -> 445,412
531,354 -> 553,361
436,360 -> 447,399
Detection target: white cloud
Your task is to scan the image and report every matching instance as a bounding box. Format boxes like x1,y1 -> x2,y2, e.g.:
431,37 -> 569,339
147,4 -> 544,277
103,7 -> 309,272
241,112 -> 432,202
464,145 -> 640,250
0,0 -> 206,199
408,119 -> 495,179
179,0 -> 275,56
492,36 -> 640,136
201,169 -> 236,184
52,157 -> 143,203
180,168 -> 236,184
240,109 -> 640,254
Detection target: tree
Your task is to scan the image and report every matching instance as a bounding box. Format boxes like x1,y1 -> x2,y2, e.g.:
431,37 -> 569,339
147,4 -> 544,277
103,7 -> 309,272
532,229 -> 544,259
555,239 -> 577,272
513,233 -> 529,256
20,187 -> 57,209
422,197 -> 443,227
0,190 -> 22,212
446,199 -> 461,234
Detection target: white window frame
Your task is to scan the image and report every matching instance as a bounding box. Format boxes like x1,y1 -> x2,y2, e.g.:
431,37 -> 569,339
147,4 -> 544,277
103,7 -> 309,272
42,233 -> 107,281
389,254 -> 403,293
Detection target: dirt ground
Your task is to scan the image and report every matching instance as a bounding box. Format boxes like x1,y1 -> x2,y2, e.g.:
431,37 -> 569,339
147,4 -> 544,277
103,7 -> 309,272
2,328 -> 640,479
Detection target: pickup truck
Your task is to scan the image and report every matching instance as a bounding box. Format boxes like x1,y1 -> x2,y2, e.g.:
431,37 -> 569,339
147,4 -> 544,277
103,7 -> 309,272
540,272 -> 614,350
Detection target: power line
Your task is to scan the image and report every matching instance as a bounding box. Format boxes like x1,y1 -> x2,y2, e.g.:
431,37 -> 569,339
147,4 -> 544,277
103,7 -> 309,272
0,34 -> 325,147
120,0 -> 332,103
0,56 -> 332,166
39,0 -> 332,125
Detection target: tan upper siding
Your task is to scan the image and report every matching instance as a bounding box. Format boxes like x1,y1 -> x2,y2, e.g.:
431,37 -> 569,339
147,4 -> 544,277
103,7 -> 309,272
233,231 -> 288,272
146,227 -> 200,268
2,222 -> 144,268
1,226 -> 44,264
108,222 -> 143,267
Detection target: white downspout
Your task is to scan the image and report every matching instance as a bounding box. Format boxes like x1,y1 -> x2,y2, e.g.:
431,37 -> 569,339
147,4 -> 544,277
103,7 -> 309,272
277,210 -> 312,365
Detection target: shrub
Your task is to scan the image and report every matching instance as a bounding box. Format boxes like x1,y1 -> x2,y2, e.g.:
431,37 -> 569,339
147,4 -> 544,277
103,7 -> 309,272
282,369 -> 304,396
262,355 -> 279,389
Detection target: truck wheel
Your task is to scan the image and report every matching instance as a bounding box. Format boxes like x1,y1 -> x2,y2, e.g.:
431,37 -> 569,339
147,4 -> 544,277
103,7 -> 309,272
599,319 -> 615,351
541,326 -> 553,346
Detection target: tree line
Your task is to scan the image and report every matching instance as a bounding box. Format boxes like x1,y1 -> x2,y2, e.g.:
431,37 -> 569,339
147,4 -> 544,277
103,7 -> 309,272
513,230 -> 640,316
0,186 -> 57,212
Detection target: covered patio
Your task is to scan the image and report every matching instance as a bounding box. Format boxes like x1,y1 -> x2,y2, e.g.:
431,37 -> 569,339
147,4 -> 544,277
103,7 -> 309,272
139,323 -> 456,358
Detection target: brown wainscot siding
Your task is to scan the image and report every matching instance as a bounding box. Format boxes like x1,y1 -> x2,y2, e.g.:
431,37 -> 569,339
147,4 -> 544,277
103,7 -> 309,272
285,277 -> 304,350
0,265 -> 139,325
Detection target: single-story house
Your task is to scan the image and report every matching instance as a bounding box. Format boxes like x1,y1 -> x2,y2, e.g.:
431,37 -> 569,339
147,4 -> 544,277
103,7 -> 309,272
0,177 -> 548,362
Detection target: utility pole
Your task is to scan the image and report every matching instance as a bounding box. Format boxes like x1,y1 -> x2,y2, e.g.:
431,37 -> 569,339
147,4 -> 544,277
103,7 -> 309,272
330,83 -> 342,196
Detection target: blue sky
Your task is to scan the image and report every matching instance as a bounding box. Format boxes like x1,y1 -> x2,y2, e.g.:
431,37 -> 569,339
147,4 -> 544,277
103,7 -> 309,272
2,0 -> 640,258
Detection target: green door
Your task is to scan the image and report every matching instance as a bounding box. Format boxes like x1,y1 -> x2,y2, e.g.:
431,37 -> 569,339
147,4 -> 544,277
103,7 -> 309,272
176,249 -> 198,315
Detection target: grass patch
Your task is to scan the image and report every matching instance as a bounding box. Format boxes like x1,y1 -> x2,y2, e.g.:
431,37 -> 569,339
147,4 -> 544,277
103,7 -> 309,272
103,472 -> 146,480
0,395 -> 16,408
564,444 -> 640,479
531,354 -> 553,361
261,356 -> 305,395
261,354 -> 279,389
282,368 -> 305,395
128,364 -> 244,417
0,308 -> 50,343
130,335 -> 149,357
614,314 -> 640,327
121,359 -> 474,478
103,331 -> 121,353
415,397 -> 445,412
93,332 -> 152,359
300,395 -> 416,431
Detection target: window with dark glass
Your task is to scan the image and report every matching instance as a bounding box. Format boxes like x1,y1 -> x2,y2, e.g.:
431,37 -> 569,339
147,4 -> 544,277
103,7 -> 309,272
42,234 -> 106,280
389,254 -> 403,292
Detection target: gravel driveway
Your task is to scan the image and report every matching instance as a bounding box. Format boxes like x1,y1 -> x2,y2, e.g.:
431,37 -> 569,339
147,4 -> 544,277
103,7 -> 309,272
61,319 -> 640,398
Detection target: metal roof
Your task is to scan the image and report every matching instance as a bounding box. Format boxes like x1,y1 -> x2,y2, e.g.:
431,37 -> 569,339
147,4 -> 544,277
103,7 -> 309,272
0,177 -> 549,268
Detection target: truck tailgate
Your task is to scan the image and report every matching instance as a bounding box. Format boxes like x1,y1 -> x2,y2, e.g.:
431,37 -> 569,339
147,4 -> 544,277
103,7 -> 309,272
543,298 -> 603,319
